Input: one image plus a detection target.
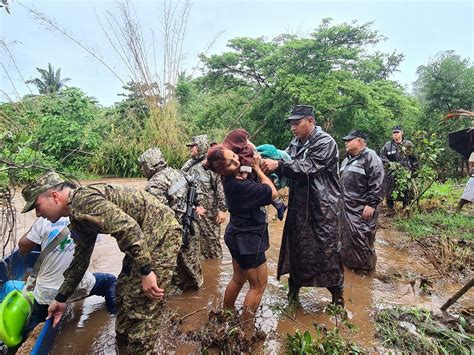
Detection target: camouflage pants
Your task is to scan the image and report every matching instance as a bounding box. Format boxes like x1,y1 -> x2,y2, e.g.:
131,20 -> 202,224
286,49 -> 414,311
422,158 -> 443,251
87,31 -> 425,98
171,227 -> 203,290
115,220 -> 181,354
197,214 -> 223,259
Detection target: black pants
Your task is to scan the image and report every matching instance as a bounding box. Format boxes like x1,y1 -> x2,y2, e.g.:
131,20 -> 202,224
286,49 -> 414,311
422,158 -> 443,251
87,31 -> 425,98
289,276 -> 343,294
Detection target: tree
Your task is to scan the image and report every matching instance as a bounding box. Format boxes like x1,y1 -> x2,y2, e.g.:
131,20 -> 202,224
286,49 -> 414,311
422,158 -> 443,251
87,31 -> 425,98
413,51 -> 473,176
182,20 -> 417,149
414,51 -> 474,115
26,63 -> 71,94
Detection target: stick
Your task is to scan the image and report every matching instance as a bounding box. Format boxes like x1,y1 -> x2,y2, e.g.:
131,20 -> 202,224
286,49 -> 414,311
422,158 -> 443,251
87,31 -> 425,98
409,178 -> 436,208
440,278 -> 474,311
179,307 -> 206,321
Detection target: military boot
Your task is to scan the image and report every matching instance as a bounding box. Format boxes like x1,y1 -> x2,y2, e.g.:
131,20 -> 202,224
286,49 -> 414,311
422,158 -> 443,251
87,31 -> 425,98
330,290 -> 345,308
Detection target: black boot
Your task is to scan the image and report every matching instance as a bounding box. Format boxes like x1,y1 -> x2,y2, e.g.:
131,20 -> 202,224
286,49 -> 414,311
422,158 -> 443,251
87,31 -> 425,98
330,290 -> 345,307
288,277 -> 300,304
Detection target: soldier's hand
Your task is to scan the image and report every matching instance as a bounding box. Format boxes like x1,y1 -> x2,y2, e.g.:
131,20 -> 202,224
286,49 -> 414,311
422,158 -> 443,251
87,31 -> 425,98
362,205 -> 375,220
216,211 -> 226,224
261,158 -> 279,173
141,271 -> 164,300
47,300 -> 66,328
196,205 -> 206,218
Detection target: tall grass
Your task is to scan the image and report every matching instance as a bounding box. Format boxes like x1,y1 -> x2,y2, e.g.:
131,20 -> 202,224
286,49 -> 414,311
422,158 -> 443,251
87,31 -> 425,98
375,307 -> 473,354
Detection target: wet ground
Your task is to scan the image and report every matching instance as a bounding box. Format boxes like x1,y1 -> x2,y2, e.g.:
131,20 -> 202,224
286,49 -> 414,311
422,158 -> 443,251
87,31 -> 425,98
11,178 -> 474,353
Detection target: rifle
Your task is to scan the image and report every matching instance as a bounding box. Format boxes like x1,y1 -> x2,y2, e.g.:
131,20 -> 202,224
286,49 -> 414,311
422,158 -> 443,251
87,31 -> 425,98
181,176 -> 198,248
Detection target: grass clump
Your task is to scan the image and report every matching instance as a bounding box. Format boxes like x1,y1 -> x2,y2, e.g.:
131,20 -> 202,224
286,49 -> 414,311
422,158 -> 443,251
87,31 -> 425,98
286,305 -> 364,354
392,180 -> 473,275
286,327 -> 363,354
186,308 -> 266,353
394,210 -> 474,241
375,306 -> 473,354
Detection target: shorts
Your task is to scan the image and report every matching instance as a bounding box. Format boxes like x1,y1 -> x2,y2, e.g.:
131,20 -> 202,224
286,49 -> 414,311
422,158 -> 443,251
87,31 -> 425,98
228,248 -> 266,270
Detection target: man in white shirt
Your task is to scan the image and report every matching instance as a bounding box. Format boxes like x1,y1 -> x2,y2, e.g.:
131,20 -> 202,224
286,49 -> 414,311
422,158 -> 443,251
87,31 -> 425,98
18,217 -> 117,338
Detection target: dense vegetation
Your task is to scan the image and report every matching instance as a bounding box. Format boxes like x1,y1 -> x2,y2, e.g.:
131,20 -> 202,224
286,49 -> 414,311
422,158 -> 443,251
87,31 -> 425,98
1,21 -> 473,187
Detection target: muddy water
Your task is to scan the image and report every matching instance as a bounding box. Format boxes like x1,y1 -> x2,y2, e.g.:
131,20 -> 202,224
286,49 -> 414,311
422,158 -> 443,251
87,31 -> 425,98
11,178 -> 473,354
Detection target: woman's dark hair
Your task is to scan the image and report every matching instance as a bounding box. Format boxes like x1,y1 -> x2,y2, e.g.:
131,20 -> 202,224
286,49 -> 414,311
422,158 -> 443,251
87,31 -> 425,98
205,145 -> 227,175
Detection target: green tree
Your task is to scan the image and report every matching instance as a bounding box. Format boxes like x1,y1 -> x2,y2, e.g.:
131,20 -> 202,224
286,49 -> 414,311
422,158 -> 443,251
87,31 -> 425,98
413,51 -> 473,176
182,20 -> 418,150
26,63 -> 71,94
0,87 -> 106,173
414,51 -> 474,115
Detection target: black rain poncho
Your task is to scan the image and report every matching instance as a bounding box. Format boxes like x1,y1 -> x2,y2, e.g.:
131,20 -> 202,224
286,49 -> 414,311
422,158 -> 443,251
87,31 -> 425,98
276,127 -> 344,288
340,147 -> 384,270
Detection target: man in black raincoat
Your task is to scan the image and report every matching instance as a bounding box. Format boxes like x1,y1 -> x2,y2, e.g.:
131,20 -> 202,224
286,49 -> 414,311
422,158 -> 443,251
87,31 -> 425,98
340,130 -> 384,271
380,126 -> 417,210
262,105 -> 344,306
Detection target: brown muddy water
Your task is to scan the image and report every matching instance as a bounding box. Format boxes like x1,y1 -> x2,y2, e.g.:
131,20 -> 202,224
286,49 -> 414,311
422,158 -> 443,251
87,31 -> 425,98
11,178 -> 473,354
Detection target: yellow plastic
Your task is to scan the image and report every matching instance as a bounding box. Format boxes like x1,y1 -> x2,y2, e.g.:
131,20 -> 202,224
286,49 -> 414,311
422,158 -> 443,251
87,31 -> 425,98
0,290 -> 34,347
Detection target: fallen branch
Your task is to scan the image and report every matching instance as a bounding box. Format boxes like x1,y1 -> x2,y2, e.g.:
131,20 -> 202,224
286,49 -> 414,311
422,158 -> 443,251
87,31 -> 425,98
179,307 -> 206,321
440,278 -> 474,311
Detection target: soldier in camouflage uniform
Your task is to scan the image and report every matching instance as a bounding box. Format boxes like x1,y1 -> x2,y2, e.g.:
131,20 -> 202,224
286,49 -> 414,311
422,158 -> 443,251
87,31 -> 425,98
139,148 -> 204,291
182,135 -> 227,259
21,172 -> 181,354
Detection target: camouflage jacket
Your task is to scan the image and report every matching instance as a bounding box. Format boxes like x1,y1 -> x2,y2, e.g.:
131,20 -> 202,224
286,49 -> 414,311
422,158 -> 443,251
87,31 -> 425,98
139,147 -> 197,216
146,167 -> 193,216
58,184 -> 178,299
182,158 -> 227,213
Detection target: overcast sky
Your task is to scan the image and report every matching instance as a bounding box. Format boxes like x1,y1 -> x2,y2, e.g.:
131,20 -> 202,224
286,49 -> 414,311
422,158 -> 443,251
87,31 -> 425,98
1,0 -> 472,106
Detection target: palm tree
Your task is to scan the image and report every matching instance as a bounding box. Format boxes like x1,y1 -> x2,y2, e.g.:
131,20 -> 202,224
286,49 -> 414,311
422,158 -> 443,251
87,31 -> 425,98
26,63 -> 71,94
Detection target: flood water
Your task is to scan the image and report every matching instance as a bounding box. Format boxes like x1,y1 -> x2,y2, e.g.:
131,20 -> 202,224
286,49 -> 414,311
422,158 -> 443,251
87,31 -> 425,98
11,178 -> 473,354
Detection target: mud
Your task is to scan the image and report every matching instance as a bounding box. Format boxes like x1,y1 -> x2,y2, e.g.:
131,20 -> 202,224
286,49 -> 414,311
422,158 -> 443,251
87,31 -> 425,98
11,178 -> 474,353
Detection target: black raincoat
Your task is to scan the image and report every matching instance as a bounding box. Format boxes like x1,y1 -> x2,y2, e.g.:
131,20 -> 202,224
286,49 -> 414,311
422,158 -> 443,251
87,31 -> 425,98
276,127 -> 344,288
340,148 -> 384,270
379,139 -> 417,204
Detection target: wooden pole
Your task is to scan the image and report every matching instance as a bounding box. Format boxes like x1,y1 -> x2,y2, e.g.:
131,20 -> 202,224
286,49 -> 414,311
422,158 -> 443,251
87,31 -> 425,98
440,278 -> 474,311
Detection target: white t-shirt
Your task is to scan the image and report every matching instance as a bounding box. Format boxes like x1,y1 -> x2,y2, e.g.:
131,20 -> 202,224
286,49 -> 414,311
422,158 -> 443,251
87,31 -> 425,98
26,217 -> 96,305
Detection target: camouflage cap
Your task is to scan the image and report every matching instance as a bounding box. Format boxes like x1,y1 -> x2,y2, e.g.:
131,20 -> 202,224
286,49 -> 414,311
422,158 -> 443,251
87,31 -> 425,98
186,134 -> 208,147
138,148 -> 167,178
21,171 -> 66,213
186,135 -> 209,157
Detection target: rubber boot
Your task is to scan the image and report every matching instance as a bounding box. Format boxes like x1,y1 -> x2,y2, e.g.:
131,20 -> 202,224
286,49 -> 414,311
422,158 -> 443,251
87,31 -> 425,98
330,290 -> 345,308
287,277 -> 300,304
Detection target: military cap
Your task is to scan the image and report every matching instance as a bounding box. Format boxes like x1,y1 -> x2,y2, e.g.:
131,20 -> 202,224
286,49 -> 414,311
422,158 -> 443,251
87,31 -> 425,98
342,129 -> 368,141
286,105 -> 315,122
21,171 -> 68,213
186,135 -> 207,147
392,125 -> 403,132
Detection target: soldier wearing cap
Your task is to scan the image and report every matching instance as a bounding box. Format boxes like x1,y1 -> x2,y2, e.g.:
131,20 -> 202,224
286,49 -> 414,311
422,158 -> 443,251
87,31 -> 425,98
380,125 -> 418,210
261,105 -> 345,306
139,148 -> 205,292
21,171 -> 181,354
182,135 -> 227,259
340,130 -> 384,271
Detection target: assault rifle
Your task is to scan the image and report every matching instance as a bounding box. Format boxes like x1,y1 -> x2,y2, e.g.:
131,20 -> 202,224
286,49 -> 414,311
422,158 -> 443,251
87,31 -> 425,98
181,175 -> 198,248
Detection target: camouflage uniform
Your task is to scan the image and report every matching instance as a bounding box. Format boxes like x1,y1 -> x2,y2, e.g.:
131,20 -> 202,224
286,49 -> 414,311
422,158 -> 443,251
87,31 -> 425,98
139,148 -> 203,290
58,184 -> 181,354
182,135 -> 227,259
